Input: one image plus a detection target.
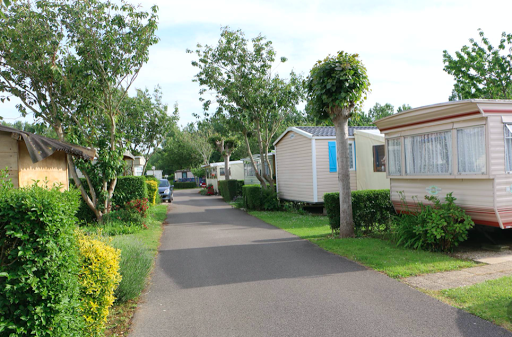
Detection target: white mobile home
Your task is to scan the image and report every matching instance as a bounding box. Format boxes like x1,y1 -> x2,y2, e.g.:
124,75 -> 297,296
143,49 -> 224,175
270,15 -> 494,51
242,153 -> 276,185
273,126 -> 388,203
203,161 -> 244,193
375,99 -> 512,229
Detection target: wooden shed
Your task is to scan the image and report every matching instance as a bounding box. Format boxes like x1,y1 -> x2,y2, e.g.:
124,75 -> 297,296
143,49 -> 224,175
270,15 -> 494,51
374,99 -> 512,229
273,126 -> 384,203
0,125 -> 95,190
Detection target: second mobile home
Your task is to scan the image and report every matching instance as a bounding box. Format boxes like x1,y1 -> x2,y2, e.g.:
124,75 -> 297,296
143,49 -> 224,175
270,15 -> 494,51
375,99 -> 512,229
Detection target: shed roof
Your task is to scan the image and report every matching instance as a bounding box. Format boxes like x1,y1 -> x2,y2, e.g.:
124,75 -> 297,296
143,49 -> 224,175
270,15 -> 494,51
0,125 -> 96,164
274,126 -> 378,146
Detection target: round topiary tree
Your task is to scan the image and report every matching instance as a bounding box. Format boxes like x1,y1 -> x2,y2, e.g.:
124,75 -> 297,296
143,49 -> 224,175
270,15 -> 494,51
306,51 -> 371,238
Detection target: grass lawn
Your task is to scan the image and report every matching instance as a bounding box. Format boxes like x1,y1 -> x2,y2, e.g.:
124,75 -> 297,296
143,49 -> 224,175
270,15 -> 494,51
105,204 -> 167,337
249,211 -> 476,278
432,276 -> 512,331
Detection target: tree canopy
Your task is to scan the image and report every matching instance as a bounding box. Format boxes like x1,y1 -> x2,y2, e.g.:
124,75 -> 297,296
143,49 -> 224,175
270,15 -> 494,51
443,29 -> 512,100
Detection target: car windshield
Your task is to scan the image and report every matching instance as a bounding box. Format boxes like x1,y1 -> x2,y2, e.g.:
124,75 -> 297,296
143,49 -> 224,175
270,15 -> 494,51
159,179 -> 170,187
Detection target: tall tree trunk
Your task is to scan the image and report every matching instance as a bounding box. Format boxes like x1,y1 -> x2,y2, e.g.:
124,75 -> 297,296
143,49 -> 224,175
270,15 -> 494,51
261,144 -> 274,190
224,152 -> 230,180
243,132 -> 267,187
333,110 -> 354,238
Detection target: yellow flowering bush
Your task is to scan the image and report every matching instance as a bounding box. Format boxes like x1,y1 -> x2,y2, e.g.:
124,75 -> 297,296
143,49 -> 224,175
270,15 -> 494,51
77,231 -> 121,336
145,179 -> 158,205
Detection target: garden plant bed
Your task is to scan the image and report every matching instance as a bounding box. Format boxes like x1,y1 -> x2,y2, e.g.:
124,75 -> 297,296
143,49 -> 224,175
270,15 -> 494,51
248,211 -> 476,278
104,204 -> 168,337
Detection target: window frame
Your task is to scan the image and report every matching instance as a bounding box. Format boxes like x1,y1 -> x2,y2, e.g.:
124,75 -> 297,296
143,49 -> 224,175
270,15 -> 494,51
404,130 -> 453,176
328,140 -> 356,172
457,125 -> 487,175
386,137 -> 402,176
505,124 -> 512,173
373,144 -> 385,173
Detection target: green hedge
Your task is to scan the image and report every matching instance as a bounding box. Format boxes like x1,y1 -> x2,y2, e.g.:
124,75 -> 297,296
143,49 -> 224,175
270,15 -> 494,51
236,180 -> 244,197
218,180 -> 239,202
113,176 -> 148,206
243,184 -> 262,210
173,182 -> 196,189
0,185 -> 83,336
324,189 -> 395,235
75,176 -> 148,223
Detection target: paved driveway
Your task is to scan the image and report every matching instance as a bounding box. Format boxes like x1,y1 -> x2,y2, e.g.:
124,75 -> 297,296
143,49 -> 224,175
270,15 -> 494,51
129,189 -> 511,337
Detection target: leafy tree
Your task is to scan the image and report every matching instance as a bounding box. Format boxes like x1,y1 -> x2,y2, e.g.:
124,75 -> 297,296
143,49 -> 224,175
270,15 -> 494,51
348,107 -> 372,126
443,29 -> 512,100
0,0 -> 159,221
181,122 -> 214,165
1,121 -> 58,139
208,135 -> 237,180
367,103 -> 394,121
119,87 -> 178,173
306,51 -> 370,238
397,104 -> 412,113
188,27 -> 304,189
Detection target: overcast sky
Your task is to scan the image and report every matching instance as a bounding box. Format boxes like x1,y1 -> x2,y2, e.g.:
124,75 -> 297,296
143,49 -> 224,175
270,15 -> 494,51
2,0 -> 512,127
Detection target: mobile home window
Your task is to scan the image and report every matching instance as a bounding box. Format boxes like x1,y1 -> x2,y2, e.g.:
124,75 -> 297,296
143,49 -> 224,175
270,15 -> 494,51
505,125 -> 512,172
404,131 -> 452,175
387,138 -> 401,176
244,162 -> 255,177
328,141 -> 355,172
457,126 -> 486,174
373,145 -> 385,172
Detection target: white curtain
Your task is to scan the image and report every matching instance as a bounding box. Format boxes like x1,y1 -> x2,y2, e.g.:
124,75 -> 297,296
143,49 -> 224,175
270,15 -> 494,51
505,125 -> 512,172
387,138 -> 402,176
457,126 -> 486,174
405,131 -> 452,175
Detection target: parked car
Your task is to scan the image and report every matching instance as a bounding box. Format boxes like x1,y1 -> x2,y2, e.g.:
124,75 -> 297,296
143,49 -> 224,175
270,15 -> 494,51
158,179 -> 173,203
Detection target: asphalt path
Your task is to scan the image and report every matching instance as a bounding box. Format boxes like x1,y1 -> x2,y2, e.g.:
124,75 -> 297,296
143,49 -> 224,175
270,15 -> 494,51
129,189 -> 511,337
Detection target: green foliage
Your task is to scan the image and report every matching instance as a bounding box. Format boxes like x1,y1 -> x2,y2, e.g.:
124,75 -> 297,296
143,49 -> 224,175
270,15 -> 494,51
118,86 -> 177,161
112,176 -> 148,208
367,102 -> 394,121
218,179 -> 238,202
236,180 -> 244,197
324,190 -> 395,236
188,27 -> 304,188
242,184 -> 262,210
191,167 -> 206,178
99,209 -> 145,236
0,184 -> 83,336
0,0 -> 159,221
443,29 -> 512,100
306,51 -> 370,120
199,189 -> 208,196
173,182 -> 197,189
110,238 -> 153,303
262,188 -> 279,211
145,180 -> 158,205
77,232 -> 121,336
395,192 -> 474,252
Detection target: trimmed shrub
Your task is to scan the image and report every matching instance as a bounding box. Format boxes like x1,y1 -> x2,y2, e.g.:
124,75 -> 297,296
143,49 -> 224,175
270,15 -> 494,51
145,180 -> 158,205
324,189 -> 395,235
112,176 -> 148,207
110,238 -> 153,303
0,184 -> 83,336
395,192 -> 474,252
236,180 -> 244,197
77,232 -> 121,336
125,198 -> 150,218
173,181 -> 197,189
262,188 -> 279,211
243,184 -> 262,210
218,179 -> 238,202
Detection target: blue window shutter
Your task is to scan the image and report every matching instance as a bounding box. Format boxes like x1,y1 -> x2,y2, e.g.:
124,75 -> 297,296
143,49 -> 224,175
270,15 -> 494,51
353,142 -> 356,170
328,141 -> 337,172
